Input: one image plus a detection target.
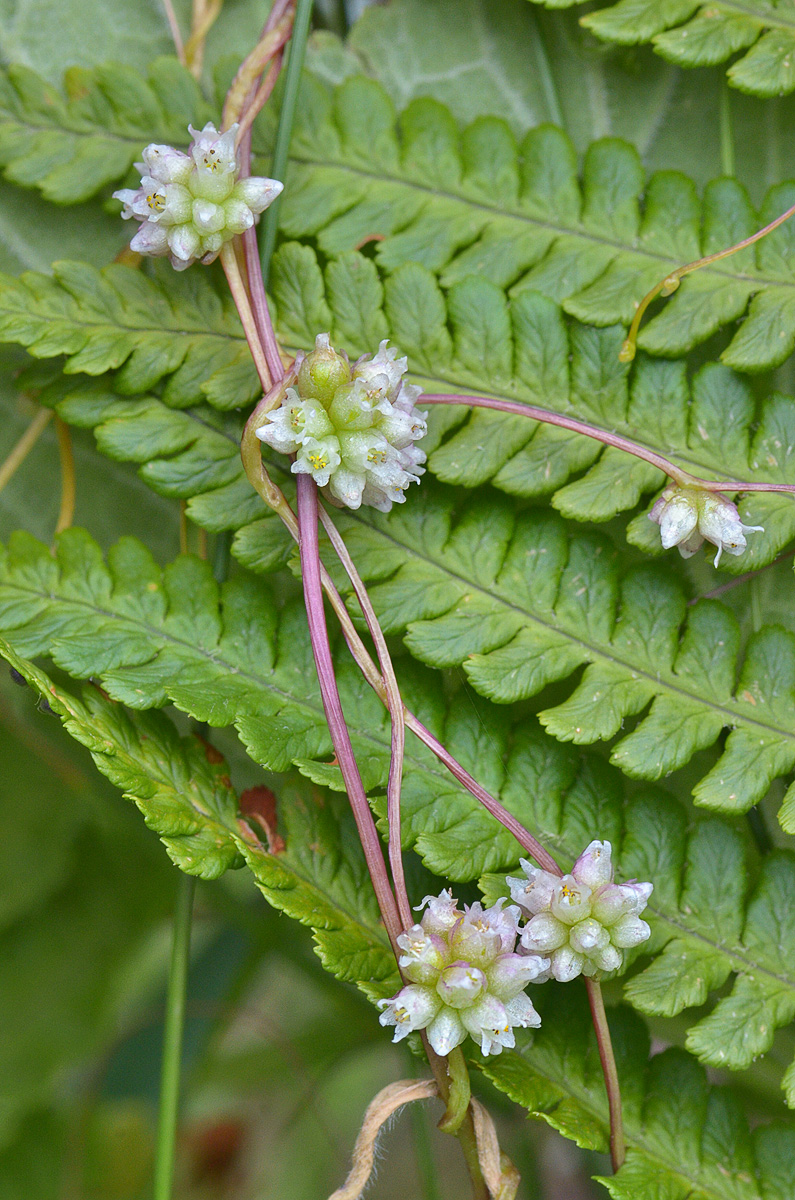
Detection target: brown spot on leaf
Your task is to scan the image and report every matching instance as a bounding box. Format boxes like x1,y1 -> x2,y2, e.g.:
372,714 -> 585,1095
240,785 -> 285,853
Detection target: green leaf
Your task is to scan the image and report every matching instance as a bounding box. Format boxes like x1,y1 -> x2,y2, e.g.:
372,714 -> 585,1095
3,530 -> 795,1092
24,239 -> 795,571
518,0 -> 795,100
0,641 -> 241,879
0,58 -> 214,203
40,384 -> 795,823
0,260 -> 258,409
0,638 -> 396,994
483,989 -> 794,1199
275,69 -> 795,369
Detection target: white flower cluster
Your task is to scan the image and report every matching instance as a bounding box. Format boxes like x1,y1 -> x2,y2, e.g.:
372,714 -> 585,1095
113,123 -> 282,270
255,333 -> 427,512
648,484 -> 763,567
378,892 -> 548,1057
508,841 -> 652,983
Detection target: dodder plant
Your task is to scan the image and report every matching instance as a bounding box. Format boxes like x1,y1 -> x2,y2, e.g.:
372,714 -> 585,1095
2,1 -> 795,1196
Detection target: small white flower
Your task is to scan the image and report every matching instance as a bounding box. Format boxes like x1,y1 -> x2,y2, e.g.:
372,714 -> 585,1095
512,840 -> 653,982
255,333 -> 427,512
648,484 -> 764,567
378,891 -> 548,1057
114,122 -> 282,270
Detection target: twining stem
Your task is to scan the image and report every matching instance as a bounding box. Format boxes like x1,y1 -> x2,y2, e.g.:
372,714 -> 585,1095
319,504 -> 411,928
153,872 -> 196,1200
260,0 -> 315,285
220,243 -> 273,392
585,979 -> 625,1173
54,417 -> 75,534
222,11 -> 294,134
296,472 -> 403,951
160,0 -> 185,62
316,503 -> 561,877
184,0 -> 222,77
0,407 -> 52,494
420,1039 -> 489,1200
620,198 -> 795,363
436,1047 -> 472,1135
422,392 -> 795,496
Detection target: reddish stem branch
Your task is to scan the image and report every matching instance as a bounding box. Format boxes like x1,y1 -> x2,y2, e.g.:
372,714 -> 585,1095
423,393 -> 795,496
318,505 -> 413,929
296,474 -> 403,952
586,979 -> 625,1172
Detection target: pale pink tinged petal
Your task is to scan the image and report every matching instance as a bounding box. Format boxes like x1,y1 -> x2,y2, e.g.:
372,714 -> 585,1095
568,918 -> 610,956
192,198 -> 226,234
572,840 -> 613,888
659,494 -> 699,549
504,992 -> 542,1029
550,876 -> 592,926
677,529 -> 704,558
416,889 -> 460,935
591,943 -> 623,973
223,198 -> 256,235
590,882 -> 636,925
549,946 -> 584,982
167,222 -> 201,262
326,467 -> 366,510
520,913 -> 568,953
610,914 -> 651,949
436,965 -> 486,1009
427,1008 -> 467,1056
233,175 -> 283,213
129,222 -> 170,256
486,953 -> 549,999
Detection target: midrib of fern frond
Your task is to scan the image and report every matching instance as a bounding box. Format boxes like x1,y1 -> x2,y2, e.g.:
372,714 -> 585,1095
279,150 -> 774,292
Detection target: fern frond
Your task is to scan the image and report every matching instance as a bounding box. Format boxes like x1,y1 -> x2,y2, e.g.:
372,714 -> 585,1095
485,989 -> 795,1198
522,0 -> 795,100
279,74 -> 795,368
39,379 -> 795,828
5,72 -> 795,374
3,530 -> 795,1091
12,239 -> 795,567
0,58 -> 214,204
0,261 -> 258,409
0,641 -> 395,991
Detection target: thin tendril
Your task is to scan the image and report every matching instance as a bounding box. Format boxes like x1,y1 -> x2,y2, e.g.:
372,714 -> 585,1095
160,0 -> 185,62
586,979 -> 625,1172
422,392 -> 795,497
620,199 -> 795,363
296,474 -> 403,952
54,417 -> 76,535
0,407 -> 52,494
319,504 -> 411,929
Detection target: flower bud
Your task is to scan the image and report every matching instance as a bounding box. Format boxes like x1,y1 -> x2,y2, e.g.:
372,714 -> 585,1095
114,122 -> 282,270
378,891 -> 546,1057
648,484 -> 763,567
297,334 -> 352,404
256,333 -> 427,512
510,840 -> 653,982
437,964 -> 487,1008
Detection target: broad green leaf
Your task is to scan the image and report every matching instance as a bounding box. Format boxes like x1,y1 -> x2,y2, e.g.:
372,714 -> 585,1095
520,0 -> 795,100
3,532 -> 795,1094
484,989 -> 793,1199
0,58 -> 214,203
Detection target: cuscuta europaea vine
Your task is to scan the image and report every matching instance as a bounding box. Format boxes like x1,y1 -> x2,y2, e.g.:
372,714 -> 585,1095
104,17 -> 795,1195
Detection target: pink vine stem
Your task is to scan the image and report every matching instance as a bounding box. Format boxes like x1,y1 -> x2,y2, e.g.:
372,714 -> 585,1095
222,16 -> 626,1167
422,393 -> 795,496
296,473 -> 403,951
